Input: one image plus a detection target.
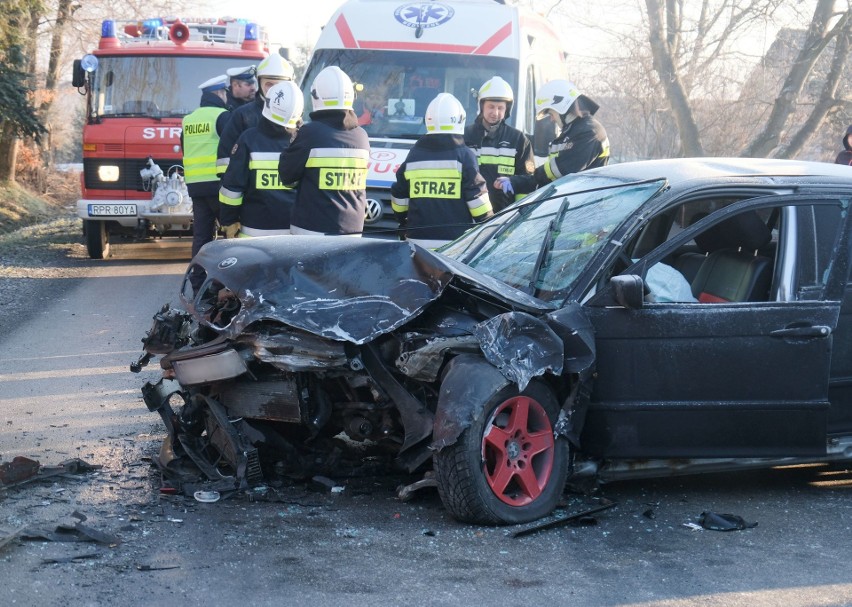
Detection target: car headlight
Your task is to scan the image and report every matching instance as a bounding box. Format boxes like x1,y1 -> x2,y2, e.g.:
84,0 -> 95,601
97,165 -> 120,182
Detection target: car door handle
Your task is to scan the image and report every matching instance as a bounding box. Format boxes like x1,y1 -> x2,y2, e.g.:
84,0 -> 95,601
770,325 -> 832,339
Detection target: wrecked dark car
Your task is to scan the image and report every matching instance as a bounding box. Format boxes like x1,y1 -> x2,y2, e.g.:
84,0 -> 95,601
133,158 -> 852,525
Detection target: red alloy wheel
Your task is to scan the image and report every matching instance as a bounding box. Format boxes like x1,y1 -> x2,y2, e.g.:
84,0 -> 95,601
481,395 -> 555,507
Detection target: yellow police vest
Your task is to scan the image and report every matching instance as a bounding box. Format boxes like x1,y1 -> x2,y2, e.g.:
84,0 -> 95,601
182,107 -> 227,185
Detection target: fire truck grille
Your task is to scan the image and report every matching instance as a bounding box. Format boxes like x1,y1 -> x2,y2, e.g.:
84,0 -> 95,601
83,158 -> 174,192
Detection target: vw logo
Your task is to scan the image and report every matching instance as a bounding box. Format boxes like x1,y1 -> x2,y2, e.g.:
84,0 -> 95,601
364,198 -> 383,223
218,257 -> 238,269
394,3 -> 455,29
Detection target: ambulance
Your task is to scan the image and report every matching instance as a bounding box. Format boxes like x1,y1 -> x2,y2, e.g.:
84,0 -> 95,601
301,0 -> 570,233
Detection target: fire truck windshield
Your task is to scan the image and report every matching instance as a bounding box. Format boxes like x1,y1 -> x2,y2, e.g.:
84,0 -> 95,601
88,55 -> 252,118
301,49 -> 519,139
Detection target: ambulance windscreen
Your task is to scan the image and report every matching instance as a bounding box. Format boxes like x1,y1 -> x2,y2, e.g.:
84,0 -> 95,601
301,49 -> 519,139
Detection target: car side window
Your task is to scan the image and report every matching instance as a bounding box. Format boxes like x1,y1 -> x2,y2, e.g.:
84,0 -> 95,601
793,204 -> 843,291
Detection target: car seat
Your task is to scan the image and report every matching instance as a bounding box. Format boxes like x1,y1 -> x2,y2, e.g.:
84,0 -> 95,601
688,211 -> 773,303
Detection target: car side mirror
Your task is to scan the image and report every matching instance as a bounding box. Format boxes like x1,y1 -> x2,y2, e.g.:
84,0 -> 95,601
72,59 -> 86,88
611,275 -> 645,309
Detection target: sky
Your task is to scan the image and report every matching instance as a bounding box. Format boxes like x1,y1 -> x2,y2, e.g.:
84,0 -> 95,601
202,0 -> 345,50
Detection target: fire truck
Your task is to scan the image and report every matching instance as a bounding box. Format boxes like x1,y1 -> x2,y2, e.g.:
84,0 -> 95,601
71,18 -> 267,258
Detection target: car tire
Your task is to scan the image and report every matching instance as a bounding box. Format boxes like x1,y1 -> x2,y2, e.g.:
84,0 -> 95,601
84,220 -> 110,259
433,380 -> 568,525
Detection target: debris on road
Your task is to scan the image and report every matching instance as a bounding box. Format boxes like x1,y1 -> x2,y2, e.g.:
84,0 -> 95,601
509,499 -> 617,538
0,457 -> 101,489
698,511 -> 758,531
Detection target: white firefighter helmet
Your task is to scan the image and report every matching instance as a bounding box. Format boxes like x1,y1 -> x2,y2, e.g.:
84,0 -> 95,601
310,66 -> 355,112
535,80 -> 599,118
256,53 -> 294,82
425,93 -> 466,135
478,76 -> 514,118
262,81 -> 304,129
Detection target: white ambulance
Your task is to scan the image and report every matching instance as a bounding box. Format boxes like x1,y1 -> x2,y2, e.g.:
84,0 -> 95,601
301,0 -> 570,233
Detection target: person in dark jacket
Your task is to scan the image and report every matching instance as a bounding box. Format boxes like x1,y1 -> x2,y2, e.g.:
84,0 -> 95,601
182,74 -> 229,263
216,53 -> 295,178
496,80 -> 609,197
835,125 -> 852,165
278,66 -> 370,236
464,76 -> 533,212
391,92 -> 492,249
218,81 -> 303,238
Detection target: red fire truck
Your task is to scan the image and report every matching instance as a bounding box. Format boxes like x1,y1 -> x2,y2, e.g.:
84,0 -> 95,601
71,18 -> 267,258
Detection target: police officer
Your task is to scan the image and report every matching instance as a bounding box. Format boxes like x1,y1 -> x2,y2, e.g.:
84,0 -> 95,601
225,65 -> 258,109
496,80 -> 609,197
464,76 -> 533,212
391,93 -> 492,249
182,74 -> 229,264
219,81 -> 303,238
278,66 -> 370,236
216,53 -> 295,178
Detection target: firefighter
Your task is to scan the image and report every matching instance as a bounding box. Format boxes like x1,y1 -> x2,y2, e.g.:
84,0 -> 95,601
278,66 -> 370,236
218,81 -> 303,238
391,92 -> 492,249
496,80 -> 609,197
182,74 -> 230,265
464,76 -> 534,213
225,65 -> 258,109
216,53 -> 295,178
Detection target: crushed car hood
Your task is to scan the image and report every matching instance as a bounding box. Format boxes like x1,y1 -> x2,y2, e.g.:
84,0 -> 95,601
188,237 -> 554,345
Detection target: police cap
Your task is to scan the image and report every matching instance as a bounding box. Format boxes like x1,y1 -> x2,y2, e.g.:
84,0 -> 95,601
226,65 -> 257,84
198,74 -> 228,93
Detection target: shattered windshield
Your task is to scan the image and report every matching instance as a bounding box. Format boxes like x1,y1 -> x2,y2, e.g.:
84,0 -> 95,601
440,177 -> 667,301
301,49 -> 518,139
88,55 -> 251,118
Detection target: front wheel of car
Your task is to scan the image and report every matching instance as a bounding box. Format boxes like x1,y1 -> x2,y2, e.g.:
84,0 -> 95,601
433,380 -> 568,525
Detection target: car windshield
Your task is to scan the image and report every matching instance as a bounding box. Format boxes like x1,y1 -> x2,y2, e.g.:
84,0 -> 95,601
301,49 -> 518,139
88,55 -> 252,118
440,176 -> 667,301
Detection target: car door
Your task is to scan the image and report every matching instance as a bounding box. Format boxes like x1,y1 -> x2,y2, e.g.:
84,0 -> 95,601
580,195 -> 851,459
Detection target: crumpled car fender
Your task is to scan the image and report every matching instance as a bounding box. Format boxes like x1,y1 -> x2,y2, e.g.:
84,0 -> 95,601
431,354 -> 510,451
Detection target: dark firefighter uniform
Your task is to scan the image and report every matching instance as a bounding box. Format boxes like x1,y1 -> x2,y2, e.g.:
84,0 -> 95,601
182,90 -> 229,259
278,111 -> 370,235
464,119 -> 533,212
216,96 -> 262,178
510,115 -> 609,195
391,134 -> 492,244
219,118 -> 295,236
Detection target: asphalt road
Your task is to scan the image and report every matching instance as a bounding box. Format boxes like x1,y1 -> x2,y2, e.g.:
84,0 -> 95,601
2,234 -> 852,606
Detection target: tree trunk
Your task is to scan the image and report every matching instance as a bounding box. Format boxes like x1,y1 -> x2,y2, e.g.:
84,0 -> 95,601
645,0 -> 705,156
740,0 -> 837,158
0,122 -> 20,182
776,10 -> 852,159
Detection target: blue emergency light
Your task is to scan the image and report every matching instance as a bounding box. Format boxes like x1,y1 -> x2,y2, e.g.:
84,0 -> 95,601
101,20 -> 116,38
142,18 -> 164,37
244,22 -> 259,41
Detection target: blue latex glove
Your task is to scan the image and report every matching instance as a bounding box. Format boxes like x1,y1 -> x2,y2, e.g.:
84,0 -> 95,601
495,176 -> 514,195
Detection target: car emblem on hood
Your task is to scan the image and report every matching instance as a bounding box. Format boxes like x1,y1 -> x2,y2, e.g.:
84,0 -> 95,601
218,257 -> 238,269
394,2 -> 455,29
365,198 -> 383,222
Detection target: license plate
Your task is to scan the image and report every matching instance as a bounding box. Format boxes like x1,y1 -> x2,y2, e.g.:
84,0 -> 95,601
88,204 -> 137,217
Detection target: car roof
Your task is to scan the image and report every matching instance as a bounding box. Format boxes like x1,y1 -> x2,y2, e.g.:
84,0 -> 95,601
583,157 -> 852,187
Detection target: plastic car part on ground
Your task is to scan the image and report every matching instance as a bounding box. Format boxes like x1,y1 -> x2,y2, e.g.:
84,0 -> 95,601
698,511 -> 758,531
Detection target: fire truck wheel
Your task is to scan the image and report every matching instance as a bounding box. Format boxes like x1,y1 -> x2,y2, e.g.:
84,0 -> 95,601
84,220 -> 110,259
